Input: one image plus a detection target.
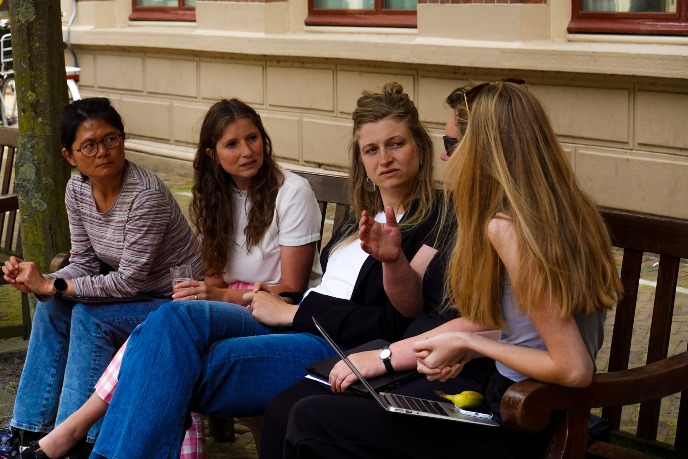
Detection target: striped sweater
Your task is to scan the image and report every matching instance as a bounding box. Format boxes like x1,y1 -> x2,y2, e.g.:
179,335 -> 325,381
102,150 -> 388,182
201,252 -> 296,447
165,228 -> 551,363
47,161 -> 202,297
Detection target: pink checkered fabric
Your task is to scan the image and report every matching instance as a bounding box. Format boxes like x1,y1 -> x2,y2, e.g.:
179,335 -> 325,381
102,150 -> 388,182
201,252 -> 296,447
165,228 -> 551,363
95,339 -> 206,459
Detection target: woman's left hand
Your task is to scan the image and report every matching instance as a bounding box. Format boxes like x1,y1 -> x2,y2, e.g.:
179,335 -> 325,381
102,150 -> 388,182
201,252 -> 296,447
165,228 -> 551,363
246,291 -> 298,327
329,350 -> 385,392
413,333 -> 474,382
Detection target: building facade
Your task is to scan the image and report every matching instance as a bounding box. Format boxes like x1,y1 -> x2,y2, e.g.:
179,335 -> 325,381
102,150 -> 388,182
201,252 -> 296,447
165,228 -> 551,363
61,0 -> 688,218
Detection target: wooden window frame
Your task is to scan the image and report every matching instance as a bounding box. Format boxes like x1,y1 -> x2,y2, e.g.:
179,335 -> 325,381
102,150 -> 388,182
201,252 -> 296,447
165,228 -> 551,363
569,0 -> 688,35
305,0 -> 417,28
130,0 -> 196,22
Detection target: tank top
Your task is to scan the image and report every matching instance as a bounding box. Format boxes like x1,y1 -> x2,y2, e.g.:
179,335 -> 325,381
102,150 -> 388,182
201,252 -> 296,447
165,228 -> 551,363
496,277 -> 607,382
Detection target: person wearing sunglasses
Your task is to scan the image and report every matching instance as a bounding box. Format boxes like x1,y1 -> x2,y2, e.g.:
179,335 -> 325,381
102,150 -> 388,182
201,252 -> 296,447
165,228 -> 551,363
2,97 -> 203,456
441,86 -> 464,161
273,79 -> 620,459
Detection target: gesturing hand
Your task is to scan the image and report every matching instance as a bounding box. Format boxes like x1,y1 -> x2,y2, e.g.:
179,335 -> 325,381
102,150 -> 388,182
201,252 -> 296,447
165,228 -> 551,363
359,206 -> 402,263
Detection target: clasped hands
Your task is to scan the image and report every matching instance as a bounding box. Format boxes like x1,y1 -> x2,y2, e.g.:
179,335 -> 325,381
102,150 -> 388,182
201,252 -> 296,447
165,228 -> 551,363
2,255 -> 53,295
243,282 -> 297,327
327,332 -> 474,393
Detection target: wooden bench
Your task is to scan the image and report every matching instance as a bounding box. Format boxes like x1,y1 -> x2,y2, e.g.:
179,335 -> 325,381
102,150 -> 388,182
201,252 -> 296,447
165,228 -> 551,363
502,208 -> 688,459
44,168 -> 688,457
0,126 -> 31,340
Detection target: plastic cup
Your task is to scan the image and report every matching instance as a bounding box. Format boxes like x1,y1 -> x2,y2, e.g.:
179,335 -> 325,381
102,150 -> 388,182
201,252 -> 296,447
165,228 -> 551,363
170,264 -> 192,288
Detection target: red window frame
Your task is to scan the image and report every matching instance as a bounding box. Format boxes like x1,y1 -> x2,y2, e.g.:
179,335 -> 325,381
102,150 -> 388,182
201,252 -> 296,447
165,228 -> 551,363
569,0 -> 688,35
305,0 -> 417,28
130,0 -> 195,22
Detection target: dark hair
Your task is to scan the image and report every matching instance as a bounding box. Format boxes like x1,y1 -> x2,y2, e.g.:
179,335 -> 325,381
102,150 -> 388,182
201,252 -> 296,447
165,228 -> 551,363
61,98 -> 125,151
191,98 -> 284,276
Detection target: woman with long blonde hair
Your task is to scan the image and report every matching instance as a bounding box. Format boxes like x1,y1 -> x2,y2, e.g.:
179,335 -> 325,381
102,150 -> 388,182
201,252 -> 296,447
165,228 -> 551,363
279,80 -> 622,459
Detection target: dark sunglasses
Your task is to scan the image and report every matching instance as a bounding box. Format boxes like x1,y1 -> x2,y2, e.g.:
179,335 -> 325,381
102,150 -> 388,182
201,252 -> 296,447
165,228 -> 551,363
460,78 -> 527,117
442,135 -> 460,157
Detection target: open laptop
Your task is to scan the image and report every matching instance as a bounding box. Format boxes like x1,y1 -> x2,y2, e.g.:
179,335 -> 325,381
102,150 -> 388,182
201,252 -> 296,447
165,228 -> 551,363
312,317 -> 499,427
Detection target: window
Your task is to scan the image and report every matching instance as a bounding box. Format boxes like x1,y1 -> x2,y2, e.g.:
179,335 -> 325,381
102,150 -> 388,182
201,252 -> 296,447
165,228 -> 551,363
130,0 -> 196,22
569,0 -> 688,35
305,0 -> 417,28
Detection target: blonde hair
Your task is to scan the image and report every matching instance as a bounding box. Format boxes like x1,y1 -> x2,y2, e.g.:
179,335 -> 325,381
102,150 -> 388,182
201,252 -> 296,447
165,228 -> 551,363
446,81 -> 622,328
337,82 -> 435,243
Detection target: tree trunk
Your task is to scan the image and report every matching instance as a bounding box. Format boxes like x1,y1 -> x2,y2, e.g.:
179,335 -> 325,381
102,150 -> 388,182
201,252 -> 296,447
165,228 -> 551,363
9,0 -> 70,271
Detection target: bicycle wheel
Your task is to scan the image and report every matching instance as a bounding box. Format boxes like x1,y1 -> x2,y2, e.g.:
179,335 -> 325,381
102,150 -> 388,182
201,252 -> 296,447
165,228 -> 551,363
1,74 -> 17,126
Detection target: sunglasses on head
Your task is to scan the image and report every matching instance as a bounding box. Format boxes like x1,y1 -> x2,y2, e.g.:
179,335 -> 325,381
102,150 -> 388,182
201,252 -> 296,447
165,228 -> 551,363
459,78 -> 527,117
442,135 -> 460,157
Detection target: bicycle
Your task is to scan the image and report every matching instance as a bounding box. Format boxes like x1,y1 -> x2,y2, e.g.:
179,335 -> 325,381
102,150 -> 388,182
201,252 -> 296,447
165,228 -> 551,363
0,18 -> 16,126
0,19 -> 81,127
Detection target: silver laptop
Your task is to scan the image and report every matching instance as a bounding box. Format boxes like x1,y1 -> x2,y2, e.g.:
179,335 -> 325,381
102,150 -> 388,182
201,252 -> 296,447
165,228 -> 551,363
312,318 -> 499,427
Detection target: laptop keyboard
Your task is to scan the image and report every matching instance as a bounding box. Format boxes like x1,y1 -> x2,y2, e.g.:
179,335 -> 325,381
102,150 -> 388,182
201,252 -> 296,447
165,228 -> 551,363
388,393 -> 445,415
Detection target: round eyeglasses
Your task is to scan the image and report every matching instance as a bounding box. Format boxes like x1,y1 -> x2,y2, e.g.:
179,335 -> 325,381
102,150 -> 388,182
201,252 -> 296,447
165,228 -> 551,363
74,134 -> 122,157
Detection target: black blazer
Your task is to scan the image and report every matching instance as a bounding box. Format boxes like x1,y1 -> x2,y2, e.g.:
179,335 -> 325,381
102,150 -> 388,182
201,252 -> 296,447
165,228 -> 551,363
292,192 -> 454,348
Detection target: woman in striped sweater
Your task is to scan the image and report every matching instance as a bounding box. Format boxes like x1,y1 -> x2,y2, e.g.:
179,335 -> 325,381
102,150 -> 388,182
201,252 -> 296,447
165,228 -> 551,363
2,98 -> 203,456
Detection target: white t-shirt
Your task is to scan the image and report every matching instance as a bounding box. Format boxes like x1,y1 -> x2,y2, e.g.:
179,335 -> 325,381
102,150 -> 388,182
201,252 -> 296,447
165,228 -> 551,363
303,211 -> 401,301
222,169 -> 323,288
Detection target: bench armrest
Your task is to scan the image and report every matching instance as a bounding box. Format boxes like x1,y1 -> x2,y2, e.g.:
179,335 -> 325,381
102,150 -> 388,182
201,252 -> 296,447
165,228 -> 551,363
50,252 -> 71,273
501,351 -> 688,433
0,193 -> 18,213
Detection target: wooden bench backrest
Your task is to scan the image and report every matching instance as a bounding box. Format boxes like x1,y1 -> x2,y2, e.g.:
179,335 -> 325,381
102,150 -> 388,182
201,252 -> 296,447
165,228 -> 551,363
0,126 -> 20,257
599,207 -> 688,451
291,170 -> 350,249
0,125 -> 30,340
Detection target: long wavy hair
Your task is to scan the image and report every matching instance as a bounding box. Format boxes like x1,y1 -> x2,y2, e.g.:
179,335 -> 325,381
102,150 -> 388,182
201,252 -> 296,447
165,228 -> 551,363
342,82 -> 435,240
446,81 -> 622,328
191,99 -> 284,277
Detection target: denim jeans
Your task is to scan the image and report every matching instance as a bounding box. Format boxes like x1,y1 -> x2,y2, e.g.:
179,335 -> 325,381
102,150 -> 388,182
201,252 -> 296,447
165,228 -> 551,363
11,296 -> 167,443
90,300 -> 335,459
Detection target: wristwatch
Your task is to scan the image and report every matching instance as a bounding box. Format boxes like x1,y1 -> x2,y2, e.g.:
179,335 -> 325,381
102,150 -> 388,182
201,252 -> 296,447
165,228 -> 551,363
379,346 -> 395,374
52,278 -> 68,295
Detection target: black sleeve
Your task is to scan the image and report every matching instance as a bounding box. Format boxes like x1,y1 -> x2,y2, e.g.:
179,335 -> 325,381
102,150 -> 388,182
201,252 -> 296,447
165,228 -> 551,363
292,292 -> 413,348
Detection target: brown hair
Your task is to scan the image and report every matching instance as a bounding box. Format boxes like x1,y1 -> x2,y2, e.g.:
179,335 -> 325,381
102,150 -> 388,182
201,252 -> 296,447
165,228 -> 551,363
191,99 -> 284,276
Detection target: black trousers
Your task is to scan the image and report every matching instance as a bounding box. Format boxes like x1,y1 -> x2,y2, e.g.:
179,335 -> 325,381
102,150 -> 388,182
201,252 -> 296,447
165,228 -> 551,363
259,358 -> 546,459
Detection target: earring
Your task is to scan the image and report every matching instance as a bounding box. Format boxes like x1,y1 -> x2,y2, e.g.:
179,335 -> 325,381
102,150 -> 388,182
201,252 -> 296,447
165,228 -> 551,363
365,176 -> 377,192
419,159 -> 423,168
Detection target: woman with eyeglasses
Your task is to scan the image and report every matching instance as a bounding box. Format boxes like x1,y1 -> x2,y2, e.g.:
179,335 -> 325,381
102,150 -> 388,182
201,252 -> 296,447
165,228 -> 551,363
2,97 -> 203,455
275,80 -> 622,459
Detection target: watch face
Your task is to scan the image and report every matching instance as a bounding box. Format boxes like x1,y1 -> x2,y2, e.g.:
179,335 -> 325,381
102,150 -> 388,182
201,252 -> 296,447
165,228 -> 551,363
53,278 -> 68,293
380,348 -> 392,360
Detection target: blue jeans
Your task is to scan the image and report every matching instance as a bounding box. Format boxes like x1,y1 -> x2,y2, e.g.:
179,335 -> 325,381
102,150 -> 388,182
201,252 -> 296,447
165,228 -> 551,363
90,300 -> 335,459
11,296 -> 166,442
